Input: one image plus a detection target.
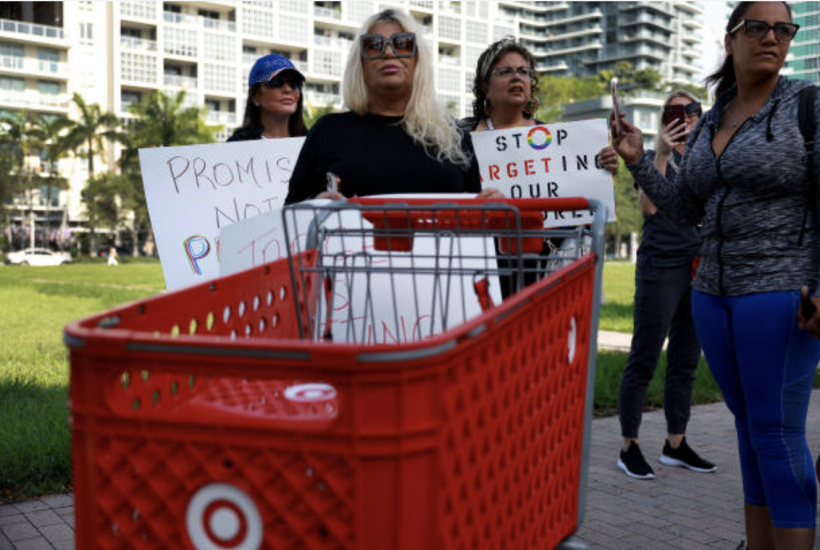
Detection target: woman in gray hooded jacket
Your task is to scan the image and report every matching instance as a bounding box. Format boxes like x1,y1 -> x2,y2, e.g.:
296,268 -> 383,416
612,2 -> 820,549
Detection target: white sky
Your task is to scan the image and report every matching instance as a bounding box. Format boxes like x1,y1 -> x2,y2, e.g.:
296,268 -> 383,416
696,1 -> 731,83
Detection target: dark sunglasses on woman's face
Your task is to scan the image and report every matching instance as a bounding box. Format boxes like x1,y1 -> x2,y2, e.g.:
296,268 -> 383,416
264,73 -> 303,90
684,102 -> 702,117
360,32 -> 417,59
729,19 -> 799,42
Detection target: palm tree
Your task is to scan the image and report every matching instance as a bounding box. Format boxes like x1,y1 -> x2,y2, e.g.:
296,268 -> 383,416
0,110 -> 40,249
67,93 -> 118,178
33,115 -> 75,248
118,90 -> 220,256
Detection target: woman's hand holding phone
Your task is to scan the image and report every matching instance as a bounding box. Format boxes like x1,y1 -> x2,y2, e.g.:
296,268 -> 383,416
609,111 -> 644,165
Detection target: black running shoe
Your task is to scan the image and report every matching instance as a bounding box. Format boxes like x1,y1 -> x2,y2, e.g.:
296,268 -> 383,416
617,442 -> 655,479
660,437 -> 717,473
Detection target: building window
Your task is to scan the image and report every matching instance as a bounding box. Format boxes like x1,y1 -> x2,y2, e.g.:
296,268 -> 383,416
0,42 -> 24,70
37,81 -> 60,95
79,22 -> 93,40
121,90 -> 141,109
0,76 -> 25,91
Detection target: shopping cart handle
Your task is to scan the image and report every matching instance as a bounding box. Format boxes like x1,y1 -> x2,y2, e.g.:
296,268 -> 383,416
350,197 -> 592,212
349,197 -> 593,253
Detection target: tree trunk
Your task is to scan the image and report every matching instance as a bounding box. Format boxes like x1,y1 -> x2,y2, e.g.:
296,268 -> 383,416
43,185 -> 52,249
142,228 -> 155,257
130,224 -> 139,257
89,226 -> 97,258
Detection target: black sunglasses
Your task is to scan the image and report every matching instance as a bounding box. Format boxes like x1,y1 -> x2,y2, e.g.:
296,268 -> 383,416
728,19 -> 799,42
684,102 -> 702,117
263,72 -> 303,90
360,32 -> 417,59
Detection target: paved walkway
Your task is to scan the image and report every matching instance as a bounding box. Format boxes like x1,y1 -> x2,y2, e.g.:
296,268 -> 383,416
3,331 -> 820,549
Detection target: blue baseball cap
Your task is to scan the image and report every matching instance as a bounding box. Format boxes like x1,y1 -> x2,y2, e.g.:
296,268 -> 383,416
248,54 -> 305,87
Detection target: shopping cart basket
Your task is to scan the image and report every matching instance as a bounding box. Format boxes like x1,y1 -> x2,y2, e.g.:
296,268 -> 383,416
64,197 -> 605,550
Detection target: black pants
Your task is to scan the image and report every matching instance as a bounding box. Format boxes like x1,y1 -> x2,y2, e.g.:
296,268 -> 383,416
618,256 -> 702,438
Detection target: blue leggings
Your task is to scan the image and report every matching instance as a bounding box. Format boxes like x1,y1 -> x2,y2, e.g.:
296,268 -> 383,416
692,290 -> 820,528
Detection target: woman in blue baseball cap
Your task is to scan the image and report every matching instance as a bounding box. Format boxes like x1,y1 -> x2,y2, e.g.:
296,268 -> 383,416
228,53 -> 308,141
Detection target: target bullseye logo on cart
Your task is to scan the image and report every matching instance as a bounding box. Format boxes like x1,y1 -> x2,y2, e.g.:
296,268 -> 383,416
284,383 -> 337,403
186,483 -> 262,550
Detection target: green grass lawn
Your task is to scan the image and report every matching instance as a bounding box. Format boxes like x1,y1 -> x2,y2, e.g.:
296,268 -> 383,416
0,262 -> 165,501
0,259 -> 722,501
600,261 -> 636,333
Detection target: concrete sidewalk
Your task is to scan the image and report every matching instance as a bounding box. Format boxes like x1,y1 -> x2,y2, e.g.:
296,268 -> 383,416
2,331 -> 820,549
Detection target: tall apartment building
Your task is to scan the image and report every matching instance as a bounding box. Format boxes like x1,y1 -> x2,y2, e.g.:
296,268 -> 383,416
0,1 -> 704,239
499,1 -> 703,86
789,1 -> 820,83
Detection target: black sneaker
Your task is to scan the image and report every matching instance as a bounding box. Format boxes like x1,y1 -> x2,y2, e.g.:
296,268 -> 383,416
617,442 -> 655,479
660,437 -> 717,473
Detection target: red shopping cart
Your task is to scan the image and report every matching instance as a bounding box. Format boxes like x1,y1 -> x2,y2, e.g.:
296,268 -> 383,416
64,197 -> 605,550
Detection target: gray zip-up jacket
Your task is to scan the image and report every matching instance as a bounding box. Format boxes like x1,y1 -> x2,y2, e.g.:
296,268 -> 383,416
627,77 -> 820,297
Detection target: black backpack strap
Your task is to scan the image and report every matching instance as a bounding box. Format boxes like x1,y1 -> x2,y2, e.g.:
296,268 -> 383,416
797,85 -> 817,247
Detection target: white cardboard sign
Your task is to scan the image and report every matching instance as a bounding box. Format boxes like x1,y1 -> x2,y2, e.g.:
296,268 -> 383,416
219,197 -> 503,344
470,119 -> 616,226
138,138 -> 305,290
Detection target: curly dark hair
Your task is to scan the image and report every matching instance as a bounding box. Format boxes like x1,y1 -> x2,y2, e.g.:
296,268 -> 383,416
471,37 -> 540,121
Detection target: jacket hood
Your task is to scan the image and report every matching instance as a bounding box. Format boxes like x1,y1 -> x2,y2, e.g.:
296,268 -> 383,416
706,77 -> 815,142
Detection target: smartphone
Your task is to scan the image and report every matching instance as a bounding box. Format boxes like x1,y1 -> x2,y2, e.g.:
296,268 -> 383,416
611,78 -> 622,136
662,104 -> 686,128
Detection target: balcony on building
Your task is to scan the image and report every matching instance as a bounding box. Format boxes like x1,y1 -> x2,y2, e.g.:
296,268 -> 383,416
439,2 -> 462,16
163,73 -> 197,89
0,18 -> 66,47
313,34 -> 353,52
536,61 -> 569,73
621,28 -> 674,49
675,2 -> 703,16
314,5 -> 342,21
120,35 -> 157,52
543,25 -> 602,42
0,55 -> 68,79
619,12 -> 675,33
546,9 -> 603,27
619,2 -> 677,19
205,109 -> 236,125
500,1 -> 569,13
119,1 -> 158,22
0,88 -> 69,112
408,1 -> 434,12
680,17 -> 703,30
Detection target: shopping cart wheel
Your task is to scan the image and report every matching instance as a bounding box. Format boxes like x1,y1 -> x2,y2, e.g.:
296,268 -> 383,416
554,535 -> 591,550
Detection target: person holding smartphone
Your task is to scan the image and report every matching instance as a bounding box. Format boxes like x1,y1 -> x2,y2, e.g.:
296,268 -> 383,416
228,54 -> 308,141
617,90 -> 714,481
612,2 -> 820,547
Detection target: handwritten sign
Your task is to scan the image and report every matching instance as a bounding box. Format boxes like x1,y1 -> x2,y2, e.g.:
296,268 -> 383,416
471,119 -> 615,226
219,199 -> 502,344
139,138 -> 305,290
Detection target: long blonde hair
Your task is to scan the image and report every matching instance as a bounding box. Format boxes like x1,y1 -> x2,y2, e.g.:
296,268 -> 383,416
343,9 -> 470,166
